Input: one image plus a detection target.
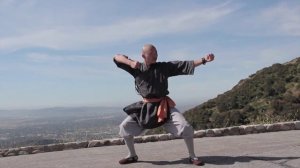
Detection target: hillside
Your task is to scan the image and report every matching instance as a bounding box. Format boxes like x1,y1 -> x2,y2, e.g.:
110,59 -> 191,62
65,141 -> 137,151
183,57 -> 300,130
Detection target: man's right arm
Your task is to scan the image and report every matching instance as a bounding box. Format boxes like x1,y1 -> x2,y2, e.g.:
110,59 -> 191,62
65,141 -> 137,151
114,54 -> 141,69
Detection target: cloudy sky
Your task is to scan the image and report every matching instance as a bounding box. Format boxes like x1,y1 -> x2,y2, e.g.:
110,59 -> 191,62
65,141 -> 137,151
1,0 -> 299,110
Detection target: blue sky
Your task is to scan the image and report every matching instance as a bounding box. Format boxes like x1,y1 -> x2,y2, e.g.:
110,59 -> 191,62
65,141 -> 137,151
0,0 -> 299,109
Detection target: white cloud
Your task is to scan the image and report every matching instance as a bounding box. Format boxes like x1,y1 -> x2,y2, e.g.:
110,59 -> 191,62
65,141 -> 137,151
216,2 -> 300,37
257,44 -> 300,65
8,61 -> 112,79
260,2 -> 300,36
241,2 -> 300,36
26,53 -> 64,63
0,52 -> 115,79
0,3 -> 236,52
259,1 -> 300,36
26,52 -> 109,64
162,48 -> 197,61
22,53 -> 115,79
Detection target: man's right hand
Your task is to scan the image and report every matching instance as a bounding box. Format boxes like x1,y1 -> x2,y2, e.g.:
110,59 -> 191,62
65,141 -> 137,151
130,60 -> 141,69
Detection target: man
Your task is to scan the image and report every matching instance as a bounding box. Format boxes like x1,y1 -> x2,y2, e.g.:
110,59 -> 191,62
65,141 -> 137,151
113,44 -> 214,166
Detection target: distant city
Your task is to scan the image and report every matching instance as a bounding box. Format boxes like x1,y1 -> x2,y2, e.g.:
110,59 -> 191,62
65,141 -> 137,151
0,106 -> 126,149
0,104 -> 196,149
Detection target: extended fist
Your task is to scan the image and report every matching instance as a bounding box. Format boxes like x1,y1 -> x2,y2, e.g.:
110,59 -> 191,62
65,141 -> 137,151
205,53 -> 215,62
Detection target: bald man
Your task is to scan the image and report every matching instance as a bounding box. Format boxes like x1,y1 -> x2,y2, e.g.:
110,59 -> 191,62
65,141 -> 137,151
113,44 -> 214,166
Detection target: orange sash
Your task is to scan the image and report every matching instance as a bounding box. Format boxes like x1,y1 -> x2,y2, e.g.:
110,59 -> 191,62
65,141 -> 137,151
143,96 -> 176,123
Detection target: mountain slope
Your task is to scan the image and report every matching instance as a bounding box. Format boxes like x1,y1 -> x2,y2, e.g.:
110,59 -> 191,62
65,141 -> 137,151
183,57 -> 300,130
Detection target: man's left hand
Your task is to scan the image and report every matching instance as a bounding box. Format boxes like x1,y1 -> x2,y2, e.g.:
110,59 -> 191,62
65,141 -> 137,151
205,53 -> 215,62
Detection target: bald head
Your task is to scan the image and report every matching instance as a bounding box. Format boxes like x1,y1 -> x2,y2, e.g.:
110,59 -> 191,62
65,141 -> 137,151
142,44 -> 158,66
143,44 -> 157,52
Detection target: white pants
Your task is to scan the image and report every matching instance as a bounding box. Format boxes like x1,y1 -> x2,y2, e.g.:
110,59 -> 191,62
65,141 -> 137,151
119,107 -> 194,138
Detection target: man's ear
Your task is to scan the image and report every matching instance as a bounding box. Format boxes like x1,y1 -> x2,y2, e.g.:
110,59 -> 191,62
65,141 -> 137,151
142,54 -> 145,59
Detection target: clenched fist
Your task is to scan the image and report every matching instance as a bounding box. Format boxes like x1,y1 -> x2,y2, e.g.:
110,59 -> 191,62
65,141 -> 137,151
205,53 -> 215,62
130,60 -> 141,69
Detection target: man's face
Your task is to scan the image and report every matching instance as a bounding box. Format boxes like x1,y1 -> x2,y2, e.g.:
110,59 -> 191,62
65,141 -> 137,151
142,46 -> 157,66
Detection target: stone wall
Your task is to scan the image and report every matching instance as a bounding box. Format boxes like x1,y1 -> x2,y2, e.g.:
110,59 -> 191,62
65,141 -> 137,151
1,121 -> 299,158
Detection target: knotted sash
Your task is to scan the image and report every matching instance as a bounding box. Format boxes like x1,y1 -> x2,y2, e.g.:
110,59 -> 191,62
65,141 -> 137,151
143,96 -> 176,123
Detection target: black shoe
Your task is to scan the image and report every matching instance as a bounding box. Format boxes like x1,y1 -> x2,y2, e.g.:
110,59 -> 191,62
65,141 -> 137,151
119,155 -> 138,164
189,157 -> 205,166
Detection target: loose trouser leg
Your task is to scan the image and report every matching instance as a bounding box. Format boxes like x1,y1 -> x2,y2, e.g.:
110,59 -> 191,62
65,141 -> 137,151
163,108 -> 196,158
119,116 -> 144,157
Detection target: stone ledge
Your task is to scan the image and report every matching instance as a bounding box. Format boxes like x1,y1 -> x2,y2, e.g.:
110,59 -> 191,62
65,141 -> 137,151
1,120 -> 299,158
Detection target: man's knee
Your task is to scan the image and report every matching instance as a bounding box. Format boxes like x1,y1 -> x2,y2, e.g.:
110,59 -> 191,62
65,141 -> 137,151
181,124 -> 194,138
119,117 -> 143,137
119,120 -> 127,129
119,121 -> 129,137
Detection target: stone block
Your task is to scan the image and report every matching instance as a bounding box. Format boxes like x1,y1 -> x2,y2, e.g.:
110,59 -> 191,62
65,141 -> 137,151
18,151 -> 29,155
212,128 -> 223,136
254,124 -> 266,133
266,123 -> 281,132
168,134 -> 176,140
64,142 -> 80,150
239,126 -> 246,135
194,130 -> 206,138
77,141 -> 89,148
279,122 -> 291,131
295,121 -> 300,130
101,139 -> 111,146
272,123 -> 281,131
47,143 -> 64,151
222,128 -> 230,136
142,135 -> 159,142
1,149 -> 8,157
243,125 -> 255,134
110,138 -> 124,145
206,129 -> 215,137
228,126 -> 240,135
5,148 -> 19,157
158,134 -> 169,141
32,150 -> 44,154
134,136 -> 143,143
88,140 -> 103,148
265,124 -> 273,132
19,146 -> 34,154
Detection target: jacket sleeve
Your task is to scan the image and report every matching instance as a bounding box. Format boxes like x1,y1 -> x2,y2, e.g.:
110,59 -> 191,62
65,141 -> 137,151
113,57 -> 138,77
165,61 -> 195,77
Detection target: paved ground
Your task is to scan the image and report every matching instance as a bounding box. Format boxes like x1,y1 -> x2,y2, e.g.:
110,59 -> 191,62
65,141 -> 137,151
1,130 -> 299,168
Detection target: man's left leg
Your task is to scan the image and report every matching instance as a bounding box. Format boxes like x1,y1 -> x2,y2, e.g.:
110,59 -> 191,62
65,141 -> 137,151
163,107 -> 204,166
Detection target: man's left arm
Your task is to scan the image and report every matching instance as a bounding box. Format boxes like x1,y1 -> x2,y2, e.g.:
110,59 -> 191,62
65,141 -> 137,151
166,53 -> 215,77
193,53 -> 215,67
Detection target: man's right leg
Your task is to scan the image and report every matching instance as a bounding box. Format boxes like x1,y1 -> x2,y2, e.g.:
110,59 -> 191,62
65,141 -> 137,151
119,116 -> 144,164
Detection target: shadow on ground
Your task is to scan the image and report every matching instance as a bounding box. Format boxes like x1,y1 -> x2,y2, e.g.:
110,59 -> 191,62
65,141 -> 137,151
202,156 -> 300,165
139,158 -> 190,165
138,156 -> 300,166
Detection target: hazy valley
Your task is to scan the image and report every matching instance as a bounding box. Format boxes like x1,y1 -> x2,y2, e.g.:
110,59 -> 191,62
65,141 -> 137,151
0,106 -> 126,149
